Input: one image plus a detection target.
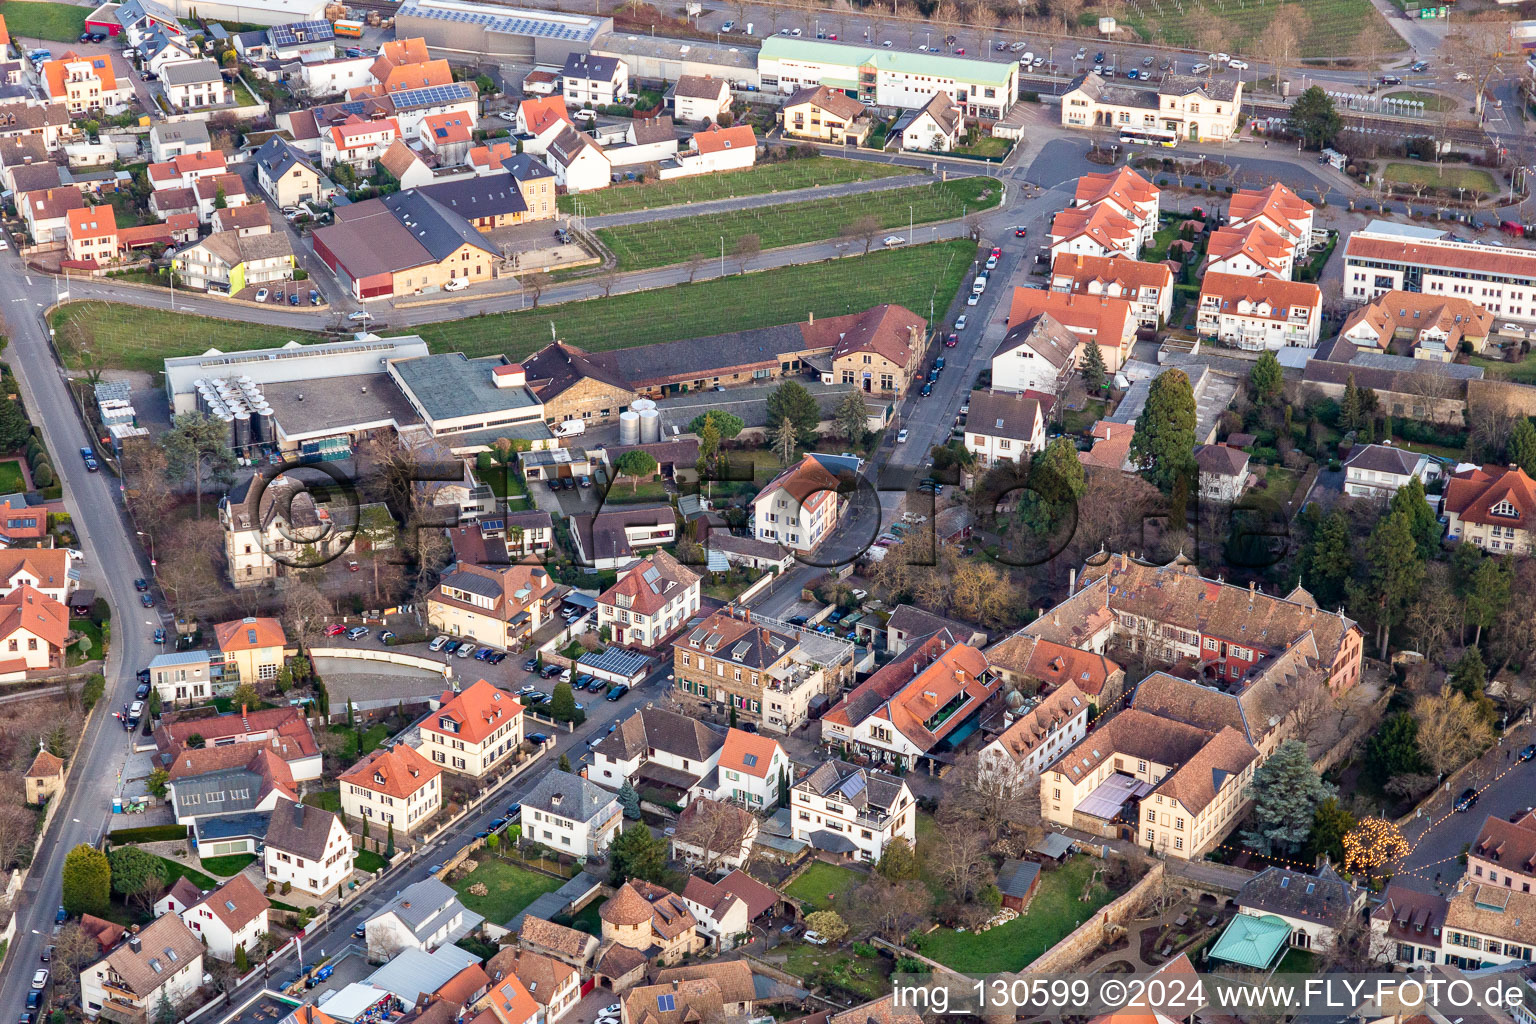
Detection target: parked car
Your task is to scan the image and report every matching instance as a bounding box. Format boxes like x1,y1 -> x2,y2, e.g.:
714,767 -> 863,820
443,278 -> 468,292
345,626 -> 369,641
136,681 -> 151,699
32,970 -> 48,990
542,663 -> 563,678
1191,62 -> 1210,74
1455,787 -> 1480,812
882,235 -> 905,247
379,631 -> 395,643
429,635 -> 451,651
489,652 -> 507,664
153,628 -> 166,645
255,288 -> 269,302
1227,58 -> 1248,69
325,623 -> 347,637
523,658 -> 539,672
309,290 -> 321,305
966,292 -> 979,306
896,429 -> 909,443
456,642 -> 474,658
955,314 -> 968,331
920,382 -> 933,396
606,684 -> 630,701
1520,744 -> 1536,763
139,593 -> 153,607
289,292 -> 300,305
527,732 -> 550,744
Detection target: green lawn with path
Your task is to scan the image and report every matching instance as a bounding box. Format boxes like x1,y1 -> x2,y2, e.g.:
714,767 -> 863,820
1472,352 -> 1536,384
450,857 -> 565,924
912,855 -> 1113,973
1382,162 -> 1498,195
0,460 -> 26,494
0,1 -> 87,42
557,156 -> 912,216
156,856 -> 219,892
597,178 -> 1002,272
53,240 -> 976,371
1383,90 -> 1460,113
784,861 -> 864,912
199,853 -> 256,876
1102,0 -> 1400,58
68,618 -> 103,665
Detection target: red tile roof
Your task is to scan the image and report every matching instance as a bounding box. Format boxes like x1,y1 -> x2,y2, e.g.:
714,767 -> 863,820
0,584 -> 67,649
692,123 -> 756,154
824,635 -> 996,752
718,728 -> 779,778
1205,221 -> 1291,276
67,205 -> 117,241
1051,203 -> 1137,251
1198,271 -> 1321,322
214,616 -> 285,651
1227,182 -> 1312,238
1051,252 -> 1172,295
1007,287 -> 1134,349
1074,166 -> 1158,217
1445,464 -> 1536,530
520,97 -> 571,136
422,679 -> 523,745
598,549 -> 699,618
338,742 -> 441,799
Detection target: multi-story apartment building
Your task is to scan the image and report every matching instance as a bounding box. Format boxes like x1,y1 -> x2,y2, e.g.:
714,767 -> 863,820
263,799 -> 354,896
752,454 -> 843,554
1196,272 -> 1323,350
427,561 -> 558,650
415,679 -> 525,778
339,742 -> 443,832
672,606 -> 855,733
595,550 -> 700,650
1444,886 -> 1536,969
1445,464 -> 1536,555
1227,183 -> 1316,263
1339,290 -> 1494,361
1072,166 -> 1160,249
790,759 -> 915,862
1342,227 -> 1536,322
977,680 -> 1090,780
1050,253 -> 1173,329
1205,222 -> 1295,279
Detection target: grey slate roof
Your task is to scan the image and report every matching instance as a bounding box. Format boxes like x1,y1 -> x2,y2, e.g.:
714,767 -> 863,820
594,706 -> 725,763
438,567 -> 506,602
263,799 -> 338,861
1343,443 -> 1422,476
995,312 -> 1078,369
966,388 -> 1041,444
1235,863 -> 1359,929
162,59 -> 224,86
1195,443 -> 1249,478
380,190 -> 499,263
416,172 -> 528,219
673,75 -> 728,100
152,120 -> 211,149
391,353 -> 540,420
603,322 -> 808,388
521,769 -> 619,824
170,767 -> 264,818
563,52 -> 624,82
372,877 -> 483,941
193,810 -> 272,843
793,759 -> 904,816
495,153 -> 555,182
1160,73 -> 1240,102
571,504 -> 677,562
996,858 -> 1041,898
255,135 -> 318,182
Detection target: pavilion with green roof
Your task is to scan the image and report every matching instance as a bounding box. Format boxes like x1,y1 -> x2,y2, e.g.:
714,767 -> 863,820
1207,913 -> 1292,970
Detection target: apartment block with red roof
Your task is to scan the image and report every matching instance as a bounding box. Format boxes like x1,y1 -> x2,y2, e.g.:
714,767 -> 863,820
821,632 -> 998,771
1196,271 -> 1322,350
1073,166 -> 1160,248
595,549 -> 700,650
1204,221 -> 1295,279
1049,253 -> 1173,328
339,742 -> 443,831
155,704 -> 323,782
1445,464 -> 1536,554
978,679 -> 1090,780
1226,182 -> 1316,262
428,561 -> 558,651
1049,203 -> 1140,260
1005,286 -> 1136,373
65,205 -> 119,264
415,678 -> 525,778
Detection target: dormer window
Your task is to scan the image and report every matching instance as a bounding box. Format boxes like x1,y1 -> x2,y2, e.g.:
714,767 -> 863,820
1493,499 -> 1521,519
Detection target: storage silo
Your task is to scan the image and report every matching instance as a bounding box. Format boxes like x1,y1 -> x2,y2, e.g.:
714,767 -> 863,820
252,401 -> 274,444
638,406 -> 661,444
232,409 -> 252,450
215,409 -> 236,448
618,410 -> 640,446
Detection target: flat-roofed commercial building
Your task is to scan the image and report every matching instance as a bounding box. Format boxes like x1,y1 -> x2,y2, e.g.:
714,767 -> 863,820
1343,227 -> 1536,323
393,0 -> 609,63
757,37 -> 1017,120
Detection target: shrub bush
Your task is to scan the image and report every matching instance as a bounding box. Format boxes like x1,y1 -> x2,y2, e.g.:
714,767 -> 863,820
33,462 -> 53,488
107,824 -> 188,843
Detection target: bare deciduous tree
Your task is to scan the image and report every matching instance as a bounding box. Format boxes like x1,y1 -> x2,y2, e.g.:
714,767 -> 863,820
1413,684 -> 1494,776
671,798 -> 752,874
731,233 -> 761,273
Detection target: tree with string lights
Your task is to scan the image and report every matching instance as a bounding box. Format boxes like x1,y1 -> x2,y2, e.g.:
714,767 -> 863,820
1342,817 -> 1410,877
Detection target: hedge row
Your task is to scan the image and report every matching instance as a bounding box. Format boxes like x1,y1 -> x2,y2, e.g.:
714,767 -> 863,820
107,824 -> 188,843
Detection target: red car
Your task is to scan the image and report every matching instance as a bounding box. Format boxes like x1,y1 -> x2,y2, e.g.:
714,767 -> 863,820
945,333 -> 958,347
324,623 -> 347,637
1014,226 -> 1027,237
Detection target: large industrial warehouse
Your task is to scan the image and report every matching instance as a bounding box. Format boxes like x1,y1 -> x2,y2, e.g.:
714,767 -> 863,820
392,0 -> 610,64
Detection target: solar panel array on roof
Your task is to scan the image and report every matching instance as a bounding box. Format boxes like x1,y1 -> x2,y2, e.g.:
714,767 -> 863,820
398,0 -> 602,42
394,82 -> 474,108
839,772 -> 867,799
269,19 -> 334,45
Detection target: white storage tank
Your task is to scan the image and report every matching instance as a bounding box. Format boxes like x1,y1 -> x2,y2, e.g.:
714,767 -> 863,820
618,410 -> 640,446
638,407 -> 661,444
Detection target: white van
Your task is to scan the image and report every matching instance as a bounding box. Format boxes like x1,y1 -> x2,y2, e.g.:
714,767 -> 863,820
1021,51 -> 1034,64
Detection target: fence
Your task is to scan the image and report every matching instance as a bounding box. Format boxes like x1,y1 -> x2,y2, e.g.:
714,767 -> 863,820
307,647 -> 451,676
736,570 -> 779,605
1026,861 -> 1166,973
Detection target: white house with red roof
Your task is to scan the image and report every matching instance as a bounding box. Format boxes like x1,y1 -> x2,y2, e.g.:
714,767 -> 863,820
419,112 -> 473,164
1196,271 -> 1322,350
321,115 -> 401,171
146,149 -> 227,191
821,633 -> 998,771
977,679 -> 1089,780
1049,203 -> 1140,260
1004,287 -> 1136,374
178,873 -> 271,961
0,549 -> 75,603
1445,464 -> 1536,554
516,97 -> 573,156
669,124 -> 757,176
595,549 -> 700,650
339,742 -> 443,832
414,678 -> 524,778
712,729 -> 786,810
66,206 -> 119,264
1227,183 -> 1316,263
1073,166 -> 1160,248
751,454 -> 844,555
0,584 -> 69,672
1204,222 -> 1295,279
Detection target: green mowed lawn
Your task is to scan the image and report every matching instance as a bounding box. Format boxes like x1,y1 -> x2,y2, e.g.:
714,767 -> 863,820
1106,0 -> 1401,57
51,241 -> 975,371
558,156 -> 913,216
1383,90 -> 1461,113
1472,352 -> 1536,383
68,618 -> 104,665
0,460 -> 26,493
1,1 -> 87,42
156,856 -> 219,892
303,790 -> 342,812
913,855 -> 1114,972
450,858 -> 565,924
780,942 -> 891,999
597,178 -> 1003,271
783,861 -> 865,912
354,850 -> 388,873
199,853 -> 256,876
1382,163 -> 1498,194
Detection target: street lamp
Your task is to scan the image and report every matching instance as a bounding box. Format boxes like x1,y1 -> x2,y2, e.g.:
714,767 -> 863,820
719,235 -> 725,276
136,530 -> 156,574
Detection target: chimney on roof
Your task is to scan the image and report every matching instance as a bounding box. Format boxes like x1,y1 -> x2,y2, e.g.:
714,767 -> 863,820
1118,552 -> 1127,570
1069,567 -> 1077,591
129,935 -> 141,953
